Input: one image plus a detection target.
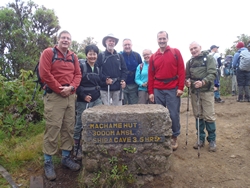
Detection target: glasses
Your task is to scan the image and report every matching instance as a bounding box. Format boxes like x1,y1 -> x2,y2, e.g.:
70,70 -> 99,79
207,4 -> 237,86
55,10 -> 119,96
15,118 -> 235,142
143,54 -> 151,57
60,36 -> 71,41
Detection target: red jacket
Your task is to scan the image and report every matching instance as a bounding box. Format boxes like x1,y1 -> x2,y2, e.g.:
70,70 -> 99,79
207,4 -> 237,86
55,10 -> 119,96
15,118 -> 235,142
39,46 -> 81,94
148,46 -> 185,94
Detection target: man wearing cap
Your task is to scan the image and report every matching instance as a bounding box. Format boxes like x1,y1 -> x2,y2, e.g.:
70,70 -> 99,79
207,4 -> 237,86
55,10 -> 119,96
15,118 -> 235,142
210,45 -> 225,103
96,34 -> 127,106
232,41 -> 248,102
121,38 -> 143,104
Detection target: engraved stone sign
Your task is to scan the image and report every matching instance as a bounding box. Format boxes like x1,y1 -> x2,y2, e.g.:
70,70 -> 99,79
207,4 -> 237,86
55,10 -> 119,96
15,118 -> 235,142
81,104 -> 172,187
86,122 -> 165,144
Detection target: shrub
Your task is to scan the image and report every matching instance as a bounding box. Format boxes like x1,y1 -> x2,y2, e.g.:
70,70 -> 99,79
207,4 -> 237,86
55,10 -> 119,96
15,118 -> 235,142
0,70 -> 44,139
219,76 -> 232,96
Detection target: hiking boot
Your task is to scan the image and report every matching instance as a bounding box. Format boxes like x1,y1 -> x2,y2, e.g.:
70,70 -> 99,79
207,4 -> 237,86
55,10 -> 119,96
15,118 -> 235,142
193,140 -> 205,149
171,136 -> 178,151
215,98 -> 225,103
61,156 -> 81,171
231,91 -> 236,96
244,95 -> 250,102
237,95 -> 243,102
209,140 -> 216,152
44,160 -> 56,181
73,144 -> 83,160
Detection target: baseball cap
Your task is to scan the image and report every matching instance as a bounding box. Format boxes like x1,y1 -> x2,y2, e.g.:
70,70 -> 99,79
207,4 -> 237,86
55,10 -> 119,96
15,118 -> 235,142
210,45 -> 219,50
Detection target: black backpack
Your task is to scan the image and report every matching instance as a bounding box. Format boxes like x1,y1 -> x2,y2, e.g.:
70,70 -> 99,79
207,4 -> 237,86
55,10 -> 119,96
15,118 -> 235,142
79,59 -> 100,78
32,47 -> 75,100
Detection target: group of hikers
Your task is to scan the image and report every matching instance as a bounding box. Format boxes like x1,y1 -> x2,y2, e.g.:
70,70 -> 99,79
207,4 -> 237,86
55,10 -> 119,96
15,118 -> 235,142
39,30 -> 250,180
216,41 -> 250,102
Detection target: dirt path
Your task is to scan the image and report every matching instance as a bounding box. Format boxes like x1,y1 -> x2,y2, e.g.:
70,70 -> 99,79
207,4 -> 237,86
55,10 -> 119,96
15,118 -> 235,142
20,96 -> 250,188
170,95 -> 250,188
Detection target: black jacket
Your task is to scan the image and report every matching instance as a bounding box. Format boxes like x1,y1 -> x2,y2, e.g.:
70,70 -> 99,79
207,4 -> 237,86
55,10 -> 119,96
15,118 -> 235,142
76,60 -> 104,102
96,49 -> 127,91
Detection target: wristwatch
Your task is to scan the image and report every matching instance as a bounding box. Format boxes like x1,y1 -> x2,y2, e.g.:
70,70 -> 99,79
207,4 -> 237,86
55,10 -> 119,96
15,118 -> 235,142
71,86 -> 75,92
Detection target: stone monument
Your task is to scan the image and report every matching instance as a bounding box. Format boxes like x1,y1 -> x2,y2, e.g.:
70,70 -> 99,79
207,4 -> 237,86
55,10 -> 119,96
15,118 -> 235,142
81,104 -> 172,187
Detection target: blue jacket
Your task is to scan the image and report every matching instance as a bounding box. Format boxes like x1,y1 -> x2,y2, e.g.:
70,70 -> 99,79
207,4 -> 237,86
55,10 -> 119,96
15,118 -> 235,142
121,51 -> 143,85
232,47 -> 248,69
135,61 -> 149,91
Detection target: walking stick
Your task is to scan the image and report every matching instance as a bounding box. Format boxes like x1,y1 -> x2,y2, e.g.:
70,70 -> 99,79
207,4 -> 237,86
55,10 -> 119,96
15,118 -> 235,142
119,84 -> 123,101
196,88 -> 201,158
108,84 -> 110,105
186,87 -> 190,146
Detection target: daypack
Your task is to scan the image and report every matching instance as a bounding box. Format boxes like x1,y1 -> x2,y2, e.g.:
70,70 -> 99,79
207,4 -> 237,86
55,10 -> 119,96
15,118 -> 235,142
139,63 -> 144,74
223,55 -> 233,76
152,48 -> 178,71
188,54 -> 214,90
79,59 -> 100,78
100,52 -> 122,70
151,48 -> 179,84
32,47 -> 75,100
239,50 -> 250,71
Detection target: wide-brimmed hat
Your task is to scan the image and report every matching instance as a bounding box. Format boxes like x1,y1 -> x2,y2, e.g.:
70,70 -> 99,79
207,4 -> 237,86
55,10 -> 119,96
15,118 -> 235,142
102,33 -> 119,47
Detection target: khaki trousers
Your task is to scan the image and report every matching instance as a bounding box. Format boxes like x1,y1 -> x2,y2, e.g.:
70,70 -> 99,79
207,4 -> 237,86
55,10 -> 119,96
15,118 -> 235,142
43,92 -> 75,155
191,91 -> 216,122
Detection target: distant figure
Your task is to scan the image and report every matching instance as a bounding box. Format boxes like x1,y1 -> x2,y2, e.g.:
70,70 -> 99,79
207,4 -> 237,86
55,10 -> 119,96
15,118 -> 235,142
96,33 -> 127,106
232,41 -> 250,102
210,45 -> 224,103
148,31 -> 185,151
186,41 -> 217,152
223,55 -> 236,96
121,39 -> 143,104
39,30 -> 82,180
135,49 -> 152,104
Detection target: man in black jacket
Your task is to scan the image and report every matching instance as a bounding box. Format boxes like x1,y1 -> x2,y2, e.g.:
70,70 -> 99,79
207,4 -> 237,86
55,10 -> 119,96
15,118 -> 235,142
96,34 -> 127,106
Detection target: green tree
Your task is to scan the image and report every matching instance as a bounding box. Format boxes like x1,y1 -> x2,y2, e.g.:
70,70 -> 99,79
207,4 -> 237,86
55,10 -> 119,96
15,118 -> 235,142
0,0 -> 60,79
225,34 -> 250,56
70,37 -> 98,60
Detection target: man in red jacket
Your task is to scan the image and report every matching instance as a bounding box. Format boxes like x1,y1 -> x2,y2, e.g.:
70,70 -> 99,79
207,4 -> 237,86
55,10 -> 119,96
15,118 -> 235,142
39,30 -> 82,180
148,31 -> 185,151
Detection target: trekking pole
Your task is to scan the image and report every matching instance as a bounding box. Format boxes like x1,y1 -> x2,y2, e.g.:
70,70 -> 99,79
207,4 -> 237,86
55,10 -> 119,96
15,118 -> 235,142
186,87 -> 190,146
119,84 -> 123,101
196,88 -> 201,158
108,84 -> 110,105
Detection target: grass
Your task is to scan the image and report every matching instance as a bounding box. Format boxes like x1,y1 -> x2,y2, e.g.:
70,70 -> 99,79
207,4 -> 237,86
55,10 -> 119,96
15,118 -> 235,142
0,121 -> 45,187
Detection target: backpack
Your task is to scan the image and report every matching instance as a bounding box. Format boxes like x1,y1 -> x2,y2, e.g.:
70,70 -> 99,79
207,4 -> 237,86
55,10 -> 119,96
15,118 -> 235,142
79,59 -> 100,78
32,47 -> 75,100
151,48 -> 179,84
139,63 -> 144,74
101,52 -> 122,70
152,48 -> 178,71
188,54 -> 214,90
223,55 -> 233,76
239,50 -> 250,71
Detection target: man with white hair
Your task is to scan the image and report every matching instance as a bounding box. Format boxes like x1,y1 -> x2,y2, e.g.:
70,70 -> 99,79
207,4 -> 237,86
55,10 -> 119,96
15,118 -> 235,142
186,41 -> 217,152
96,34 -> 127,106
